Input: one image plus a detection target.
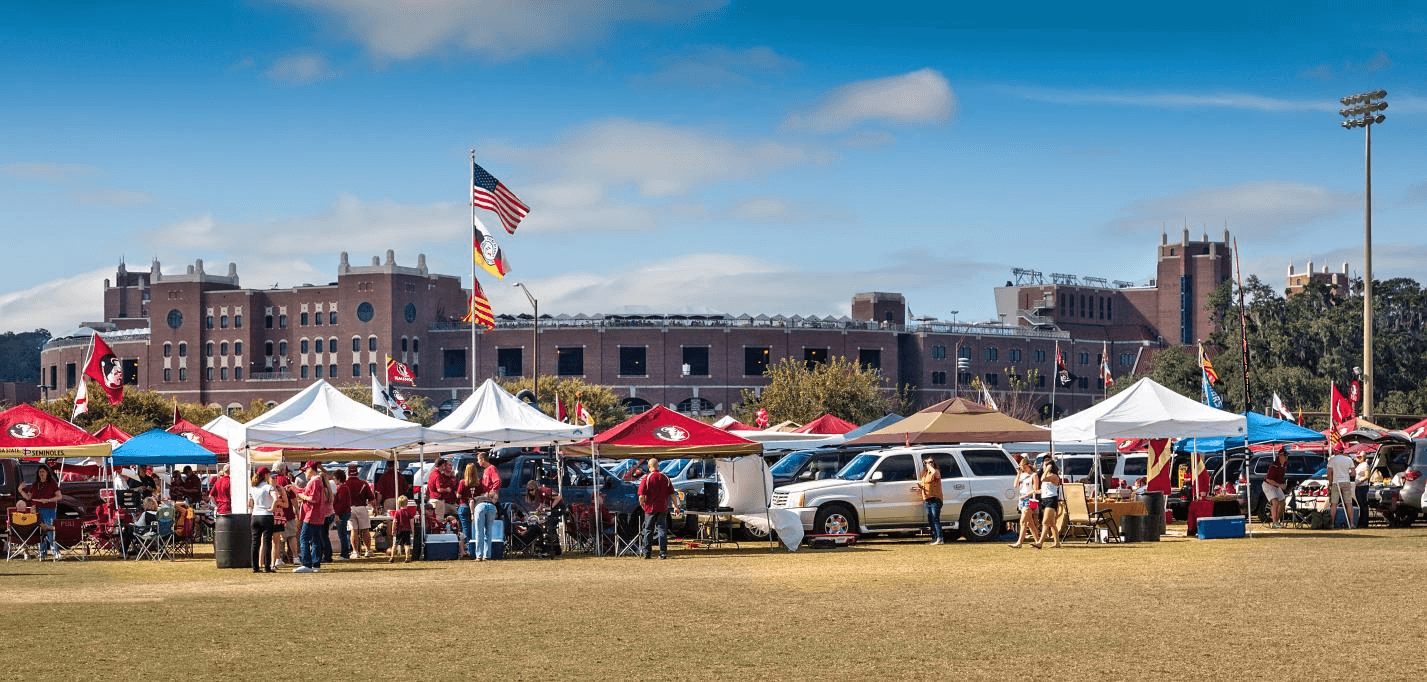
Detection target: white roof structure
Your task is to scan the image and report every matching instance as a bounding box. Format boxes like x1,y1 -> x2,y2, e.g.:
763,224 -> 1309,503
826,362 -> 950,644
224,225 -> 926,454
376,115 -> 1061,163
202,414 -> 245,444
728,429 -> 845,451
1051,377 -> 1247,441
422,378 -> 593,451
240,380 -> 425,450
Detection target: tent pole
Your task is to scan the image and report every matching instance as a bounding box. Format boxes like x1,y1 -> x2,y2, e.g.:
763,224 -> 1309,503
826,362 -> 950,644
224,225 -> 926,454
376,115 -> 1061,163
592,443 -> 602,556
763,455 -> 773,552
555,446 -> 566,553
418,444 -> 426,560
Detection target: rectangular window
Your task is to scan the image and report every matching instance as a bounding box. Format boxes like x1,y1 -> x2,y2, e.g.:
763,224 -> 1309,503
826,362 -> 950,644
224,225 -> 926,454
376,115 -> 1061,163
234,367 -> 243,380
1036,374 -> 1046,388
619,346 -> 647,376
301,365 -> 309,379
1120,353 -> 1134,367
744,347 -> 770,376
352,363 -> 361,378
983,347 -> 998,361
314,365 -> 323,378
164,368 -> 172,382
1077,376 -> 1088,389
49,366 -> 56,390
65,363 -> 76,389
443,349 -> 467,379
984,373 -> 998,387
682,346 -> 710,376
957,371 -> 972,386
329,364 -> 337,378
958,346 -> 971,360
858,348 -> 881,371
220,367 -> 228,380
1079,352 -> 1090,365
803,347 -> 828,369
1034,350 -> 1046,362
122,359 -> 138,384
497,348 -> 523,378
1009,348 -> 1022,362
962,450 -> 1017,477
556,347 -> 584,376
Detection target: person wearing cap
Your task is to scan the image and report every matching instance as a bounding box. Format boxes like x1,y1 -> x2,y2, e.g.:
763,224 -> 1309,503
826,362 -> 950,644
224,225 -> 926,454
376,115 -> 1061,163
249,467 -> 277,573
1325,448 -> 1357,529
342,465 -> 376,558
916,454 -> 945,545
1262,450 -> 1289,528
292,461 -> 330,573
209,465 -> 233,516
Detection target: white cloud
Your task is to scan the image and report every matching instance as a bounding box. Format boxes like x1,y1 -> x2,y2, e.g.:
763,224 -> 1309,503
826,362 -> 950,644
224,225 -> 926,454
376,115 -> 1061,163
634,45 -> 798,87
265,53 -> 339,84
1007,87 -> 1334,112
278,0 -> 726,61
2,162 -> 97,181
727,196 -> 838,223
782,68 -> 955,132
1108,181 -> 1358,237
505,118 -> 819,199
0,268 -> 109,333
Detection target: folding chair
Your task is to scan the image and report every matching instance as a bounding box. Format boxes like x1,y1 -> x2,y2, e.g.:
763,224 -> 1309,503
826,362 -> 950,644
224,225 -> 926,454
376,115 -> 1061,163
564,504 -> 598,554
84,494 -> 125,558
6,509 -> 45,561
616,513 -> 645,557
49,514 -> 87,562
169,505 -> 196,559
134,507 -> 176,561
1062,482 -> 1119,544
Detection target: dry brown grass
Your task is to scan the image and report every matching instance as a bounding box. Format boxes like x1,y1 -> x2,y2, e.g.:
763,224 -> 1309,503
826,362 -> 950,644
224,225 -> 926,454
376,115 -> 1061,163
1,525 -> 1424,681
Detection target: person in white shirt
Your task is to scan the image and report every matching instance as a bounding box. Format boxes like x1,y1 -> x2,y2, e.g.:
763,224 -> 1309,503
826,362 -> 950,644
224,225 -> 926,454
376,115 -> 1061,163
1325,452 -> 1357,529
1353,454 -> 1372,528
249,466 -> 276,573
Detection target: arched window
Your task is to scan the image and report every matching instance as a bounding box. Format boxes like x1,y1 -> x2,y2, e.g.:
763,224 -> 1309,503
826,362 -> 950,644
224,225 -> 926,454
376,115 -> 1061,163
368,336 -> 378,352
352,337 -> 361,352
220,342 -> 228,356
179,368 -> 188,381
234,367 -> 243,380
328,338 -> 337,353
401,337 -> 408,352
621,397 -> 653,415
220,367 -> 228,380
329,364 -> 337,378
163,368 -> 172,382
278,341 -> 287,356
163,343 -> 172,358
206,342 -> 214,357
676,397 -> 715,415
301,366 -> 309,379
265,340 -> 275,358
300,339 -> 309,354
178,342 -> 187,357
412,337 -> 420,353
233,342 -> 242,356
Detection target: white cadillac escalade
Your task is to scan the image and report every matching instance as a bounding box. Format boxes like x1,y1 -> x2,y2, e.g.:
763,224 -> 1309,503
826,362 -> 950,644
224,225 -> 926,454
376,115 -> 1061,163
769,445 -> 1020,541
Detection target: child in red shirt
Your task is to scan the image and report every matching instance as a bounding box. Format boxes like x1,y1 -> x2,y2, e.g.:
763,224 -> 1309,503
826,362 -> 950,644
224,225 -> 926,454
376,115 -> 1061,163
389,496 -> 415,563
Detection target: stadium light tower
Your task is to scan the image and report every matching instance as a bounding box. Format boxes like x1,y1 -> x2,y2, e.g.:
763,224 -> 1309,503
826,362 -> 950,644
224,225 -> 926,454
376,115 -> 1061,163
1339,89 -> 1387,421
513,282 -> 539,402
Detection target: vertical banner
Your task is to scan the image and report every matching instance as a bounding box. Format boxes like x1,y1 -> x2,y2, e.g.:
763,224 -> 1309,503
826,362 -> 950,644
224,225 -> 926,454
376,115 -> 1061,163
1145,438 -> 1173,494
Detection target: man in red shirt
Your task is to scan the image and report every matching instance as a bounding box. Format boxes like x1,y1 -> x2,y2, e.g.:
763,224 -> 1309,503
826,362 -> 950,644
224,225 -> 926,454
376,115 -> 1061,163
342,465 -> 376,558
292,461 -> 329,573
637,458 -> 679,560
209,465 -> 232,515
427,459 -> 457,518
376,465 -> 401,511
332,469 -> 354,561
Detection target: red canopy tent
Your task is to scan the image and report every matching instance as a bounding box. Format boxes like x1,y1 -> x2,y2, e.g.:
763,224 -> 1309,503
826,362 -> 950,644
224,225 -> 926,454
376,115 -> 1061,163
792,414 -> 857,435
168,419 -> 229,460
92,424 -> 134,445
0,404 -> 111,459
565,406 -> 762,458
1398,418 -> 1427,439
717,419 -> 758,432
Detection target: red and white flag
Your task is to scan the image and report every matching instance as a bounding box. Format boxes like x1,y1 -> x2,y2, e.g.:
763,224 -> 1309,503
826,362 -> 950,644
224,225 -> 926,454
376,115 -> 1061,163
83,332 -> 124,405
71,380 -> 88,421
1100,341 -> 1114,388
555,395 -> 567,423
1330,383 -> 1354,424
386,355 -> 416,386
575,401 -> 593,426
472,161 -> 530,235
755,408 -> 769,428
1270,393 -> 1296,423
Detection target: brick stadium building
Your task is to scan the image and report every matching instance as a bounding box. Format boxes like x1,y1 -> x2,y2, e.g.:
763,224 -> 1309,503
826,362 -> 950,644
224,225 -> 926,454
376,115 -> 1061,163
40,233 -> 1232,420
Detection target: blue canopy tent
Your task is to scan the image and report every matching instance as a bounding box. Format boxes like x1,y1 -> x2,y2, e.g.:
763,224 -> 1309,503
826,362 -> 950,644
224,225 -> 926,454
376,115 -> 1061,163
111,429 -> 219,466
842,413 -> 905,441
1174,411 -> 1325,453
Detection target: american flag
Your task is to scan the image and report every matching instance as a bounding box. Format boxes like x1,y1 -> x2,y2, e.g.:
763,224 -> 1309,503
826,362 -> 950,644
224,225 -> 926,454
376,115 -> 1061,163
472,162 -> 529,235
461,278 -> 495,330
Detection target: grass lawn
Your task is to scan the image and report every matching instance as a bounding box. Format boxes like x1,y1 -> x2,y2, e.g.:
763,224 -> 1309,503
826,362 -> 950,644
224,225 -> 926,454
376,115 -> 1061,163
0,524 -> 1420,680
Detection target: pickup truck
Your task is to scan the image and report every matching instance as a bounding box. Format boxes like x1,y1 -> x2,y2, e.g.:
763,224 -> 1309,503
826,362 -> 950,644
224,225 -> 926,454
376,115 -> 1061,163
0,460 -> 103,520
491,453 -> 641,517
770,445 -> 1019,542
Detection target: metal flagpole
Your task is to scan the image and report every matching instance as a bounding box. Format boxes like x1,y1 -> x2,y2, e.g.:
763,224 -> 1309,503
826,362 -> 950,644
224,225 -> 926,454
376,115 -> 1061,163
592,442 -> 602,556
469,148 -> 478,397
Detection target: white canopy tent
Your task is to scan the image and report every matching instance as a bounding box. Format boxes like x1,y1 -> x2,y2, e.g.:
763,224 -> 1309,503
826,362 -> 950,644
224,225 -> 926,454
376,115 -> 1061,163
1051,377 -> 1247,441
202,414 -> 245,444
228,381 -> 429,513
418,379 -> 593,451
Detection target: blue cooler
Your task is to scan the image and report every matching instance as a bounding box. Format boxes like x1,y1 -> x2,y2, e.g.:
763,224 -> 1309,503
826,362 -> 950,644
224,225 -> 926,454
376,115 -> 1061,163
424,533 -> 460,560
1196,516 -> 1246,539
490,522 -> 505,560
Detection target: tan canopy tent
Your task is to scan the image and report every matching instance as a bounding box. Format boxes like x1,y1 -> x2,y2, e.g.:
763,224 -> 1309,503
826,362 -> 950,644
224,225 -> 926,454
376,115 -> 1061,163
845,397 -> 1046,446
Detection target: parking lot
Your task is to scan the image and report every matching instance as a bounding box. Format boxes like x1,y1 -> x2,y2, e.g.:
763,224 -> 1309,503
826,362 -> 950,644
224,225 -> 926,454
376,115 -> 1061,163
0,524 -> 1421,680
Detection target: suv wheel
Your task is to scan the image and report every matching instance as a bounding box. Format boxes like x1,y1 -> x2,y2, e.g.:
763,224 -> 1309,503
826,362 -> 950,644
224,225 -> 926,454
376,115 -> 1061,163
813,504 -> 857,536
959,502 -> 1000,542
1392,507 -> 1417,528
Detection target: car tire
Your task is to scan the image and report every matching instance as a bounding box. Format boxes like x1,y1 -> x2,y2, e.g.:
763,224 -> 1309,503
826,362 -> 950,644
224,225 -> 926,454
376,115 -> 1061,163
959,501 -> 1000,542
1392,507 -> 1416,528
813,504 -> 857,536
735,523 -> 769,541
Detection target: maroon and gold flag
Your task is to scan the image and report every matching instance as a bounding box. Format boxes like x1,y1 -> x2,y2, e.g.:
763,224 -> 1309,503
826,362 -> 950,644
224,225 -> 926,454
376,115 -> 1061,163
386,355 -> 415,386
1145,438 -> 1173,494
473,217 -> 511,280
461,278 -> 495,330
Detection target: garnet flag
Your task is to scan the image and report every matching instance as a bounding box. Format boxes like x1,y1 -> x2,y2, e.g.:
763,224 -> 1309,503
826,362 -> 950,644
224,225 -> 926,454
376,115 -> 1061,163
1145,438 -> 1173,494
1198,343 -> 1220,385
83,332 -> 124,405
71,379 -> 88,421
555,394 -> 567,423
575,401 -> 593,426
1055,345 -> 1072,388
386,355 -> 416,386
461,278 -> 495,330
1100,341 -> 1114,388
1330,384 -> 1354,424
472,161 -> 530,235
472,216 -> 511,280
755,408 -> 769,428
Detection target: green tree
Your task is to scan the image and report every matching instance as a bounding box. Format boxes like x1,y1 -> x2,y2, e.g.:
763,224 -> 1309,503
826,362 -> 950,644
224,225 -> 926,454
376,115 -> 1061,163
36,382 -> 221,435
0,329 -> 50,384
735,356 -> 904,425
496,376 -> 626,431
972,367 -> 1045,423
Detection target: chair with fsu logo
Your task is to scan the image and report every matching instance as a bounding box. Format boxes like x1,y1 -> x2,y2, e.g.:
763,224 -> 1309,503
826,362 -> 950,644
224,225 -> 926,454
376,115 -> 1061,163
6,507 -> 45,561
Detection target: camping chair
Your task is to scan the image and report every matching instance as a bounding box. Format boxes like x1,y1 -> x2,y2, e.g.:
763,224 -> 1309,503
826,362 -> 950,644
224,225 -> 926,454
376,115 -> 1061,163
169,505 -> 196,559
49,512 -> 86,562
83,512 -> 124,558
1283,489 -> 1315,529
6,509 -> 45,561
1061,483 -> 1119,544
566,503 -> 618,555
134,506 -> 176,561
616,512 -> 645,557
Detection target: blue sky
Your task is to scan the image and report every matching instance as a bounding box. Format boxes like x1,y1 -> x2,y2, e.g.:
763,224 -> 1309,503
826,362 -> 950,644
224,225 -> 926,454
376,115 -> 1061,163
3,1 -> 1425,332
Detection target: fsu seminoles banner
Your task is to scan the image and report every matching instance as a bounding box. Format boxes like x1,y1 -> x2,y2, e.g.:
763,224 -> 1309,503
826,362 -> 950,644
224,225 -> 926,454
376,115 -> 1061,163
1145,438 -> 1173,494
0,404 -> 111,459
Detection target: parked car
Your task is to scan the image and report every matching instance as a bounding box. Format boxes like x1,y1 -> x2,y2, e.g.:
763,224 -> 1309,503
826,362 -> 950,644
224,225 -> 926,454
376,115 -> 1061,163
491,453 -> 641,517
1033,452 -> 1116,488
1109,453 -> 1148,490
770,447 -> 876,489
770,445 -> 1018,542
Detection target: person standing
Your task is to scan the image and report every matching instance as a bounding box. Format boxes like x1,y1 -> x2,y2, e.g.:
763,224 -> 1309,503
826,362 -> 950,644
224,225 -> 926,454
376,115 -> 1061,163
1033,459 -> 1064,549
388,495 -> 415,563
1009,457 -> 1041,548
321,468 -> 338,562
269,477 -> 292,568
172,466 -> 203,504
342,465 -> 376,558
209,465 -> 232,516
249,467 -> 276,573
19,466 -> 63,559
456,464 -> 480,559
916,454 -> 944,545
427,459 -> 457,518
638,457 -> 678,560
292,461 -> 329,573
1354,453 -> 1372,529
1261,451 -> 1289,528
332,469 -> 353,561
472,452 -> 501,561
1326,449 -> 1357,529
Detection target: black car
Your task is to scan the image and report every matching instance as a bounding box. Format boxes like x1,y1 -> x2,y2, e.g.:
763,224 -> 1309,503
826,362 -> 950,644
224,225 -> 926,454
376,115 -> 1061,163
770,446 -> 879,489
1164,449 -> 1325,520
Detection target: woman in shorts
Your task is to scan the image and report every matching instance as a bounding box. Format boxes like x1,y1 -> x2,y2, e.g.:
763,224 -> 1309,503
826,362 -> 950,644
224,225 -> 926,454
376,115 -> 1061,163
1033,458 -> 1064,549
1009,456 -> 1040,548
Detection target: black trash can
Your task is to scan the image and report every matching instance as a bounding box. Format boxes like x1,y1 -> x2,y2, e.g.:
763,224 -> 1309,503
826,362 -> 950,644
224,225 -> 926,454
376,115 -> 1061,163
215,513 -> 252,569
1120,514 -> 1146,543
1141,492 -> 1166,540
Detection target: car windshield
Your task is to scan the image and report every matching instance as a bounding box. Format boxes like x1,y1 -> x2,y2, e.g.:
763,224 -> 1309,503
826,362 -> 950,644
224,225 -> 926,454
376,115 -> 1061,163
1062,459 -> 1094,477
770,452 -> 813,477
659,459 -> 688,475
837,454 -> 879,481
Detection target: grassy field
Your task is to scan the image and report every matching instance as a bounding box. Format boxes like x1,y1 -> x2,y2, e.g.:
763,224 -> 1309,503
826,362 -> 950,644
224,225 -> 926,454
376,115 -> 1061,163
1,524 -> 1423,680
